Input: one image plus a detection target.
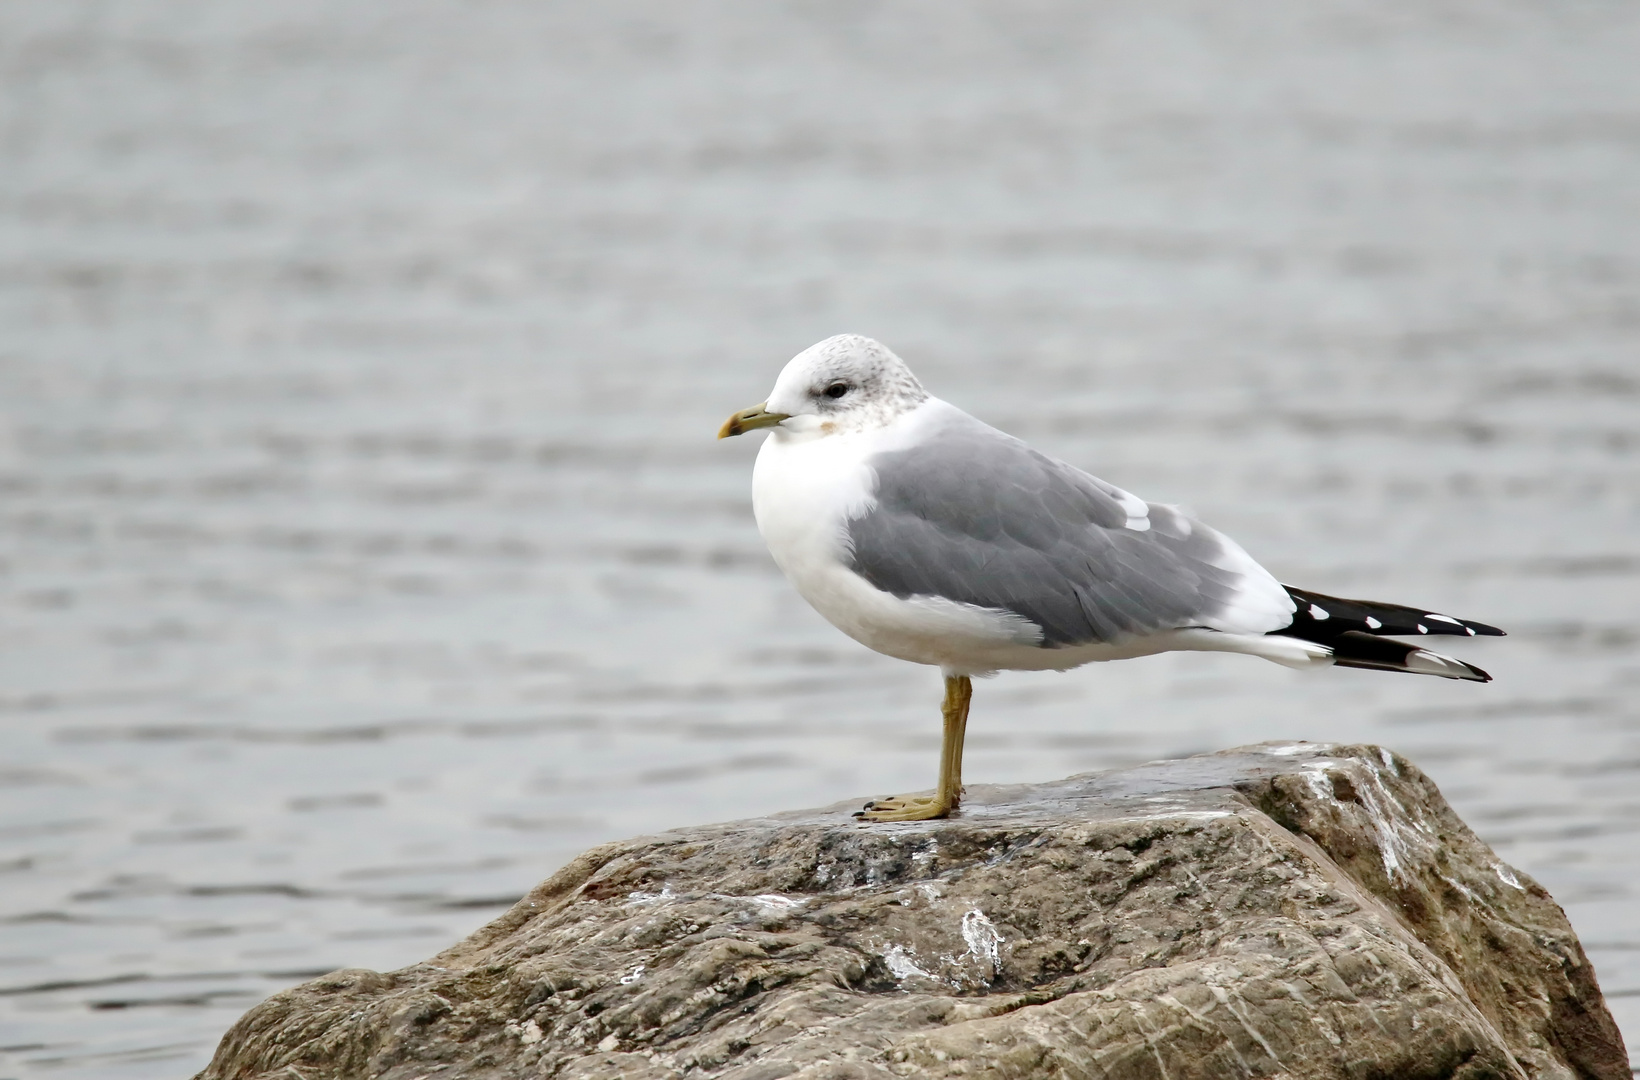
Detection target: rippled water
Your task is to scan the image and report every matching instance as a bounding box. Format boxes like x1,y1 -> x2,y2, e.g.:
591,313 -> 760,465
2,3 -> 1637,1076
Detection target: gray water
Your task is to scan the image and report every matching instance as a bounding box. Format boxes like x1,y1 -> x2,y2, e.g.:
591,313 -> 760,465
2,2 -> 1637,1076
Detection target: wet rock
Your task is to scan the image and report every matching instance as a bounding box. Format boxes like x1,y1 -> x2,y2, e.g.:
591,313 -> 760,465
197,743 -> 1627,1080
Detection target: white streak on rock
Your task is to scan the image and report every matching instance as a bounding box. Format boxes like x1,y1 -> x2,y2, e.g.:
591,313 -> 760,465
626,887 -> 674,905
961,910 -> 1003,978
1300,756 -> 1434,882
881,944 -> 934,982
1352,760 -> 1438,882
1441,874 -> 1476,900
1301,763 -> 1334,802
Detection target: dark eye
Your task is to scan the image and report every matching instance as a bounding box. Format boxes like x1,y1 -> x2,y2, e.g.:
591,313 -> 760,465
824,382 -> 849,399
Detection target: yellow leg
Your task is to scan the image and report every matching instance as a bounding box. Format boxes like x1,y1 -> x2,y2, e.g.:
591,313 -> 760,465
951,674 -> 970,795
856,675 -> 972,822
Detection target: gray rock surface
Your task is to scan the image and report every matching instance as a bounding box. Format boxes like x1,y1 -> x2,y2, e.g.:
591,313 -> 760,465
197,743 -> 1627,1080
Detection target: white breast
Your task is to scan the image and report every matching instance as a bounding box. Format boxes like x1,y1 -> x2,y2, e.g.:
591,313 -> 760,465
751,403 -> 1049,673
751,418 -> 878,615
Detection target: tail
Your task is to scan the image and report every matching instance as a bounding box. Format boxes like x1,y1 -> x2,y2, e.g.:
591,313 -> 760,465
1273,586 -> 1504,683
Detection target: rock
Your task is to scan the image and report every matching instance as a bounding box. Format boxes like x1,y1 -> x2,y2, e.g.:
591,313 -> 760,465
197,743 -> 1628,1080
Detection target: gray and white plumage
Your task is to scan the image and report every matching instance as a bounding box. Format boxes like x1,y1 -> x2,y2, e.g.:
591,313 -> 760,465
742,334 -> 1498,681
848,408 -> 1288,647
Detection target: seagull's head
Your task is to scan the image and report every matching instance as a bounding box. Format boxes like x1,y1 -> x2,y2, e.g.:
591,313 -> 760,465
718,334 -> 929,441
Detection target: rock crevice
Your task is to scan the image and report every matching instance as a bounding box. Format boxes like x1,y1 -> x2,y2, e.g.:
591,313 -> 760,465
198,743 -> 1628,1080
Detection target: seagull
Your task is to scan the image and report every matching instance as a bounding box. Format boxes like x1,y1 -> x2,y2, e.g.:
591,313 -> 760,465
718,334 -> 1503,822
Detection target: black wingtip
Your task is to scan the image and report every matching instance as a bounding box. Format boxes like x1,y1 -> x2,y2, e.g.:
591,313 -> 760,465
1455,657 -> 1494,682
1281,586 -> 1507,640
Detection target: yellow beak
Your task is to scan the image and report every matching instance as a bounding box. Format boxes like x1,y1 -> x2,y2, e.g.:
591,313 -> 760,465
717,402 -> 791,439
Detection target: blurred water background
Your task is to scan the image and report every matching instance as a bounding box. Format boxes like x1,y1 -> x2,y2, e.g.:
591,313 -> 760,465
1,2 -> 1637,1076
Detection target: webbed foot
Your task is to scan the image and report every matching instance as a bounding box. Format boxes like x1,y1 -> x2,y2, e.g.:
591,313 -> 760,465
853,793 -> 954,822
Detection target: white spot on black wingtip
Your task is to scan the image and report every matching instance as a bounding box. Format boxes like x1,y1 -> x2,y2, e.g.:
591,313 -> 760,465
1465,626 -> 1476,636
1426,614 -> 1461,625
1365,616 -> 1382,629
1416,624 -> 1428,634
1309,604 -> 1329,620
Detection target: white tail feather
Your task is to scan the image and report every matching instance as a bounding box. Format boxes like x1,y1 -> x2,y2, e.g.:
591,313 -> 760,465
1169,629 -> 1335,669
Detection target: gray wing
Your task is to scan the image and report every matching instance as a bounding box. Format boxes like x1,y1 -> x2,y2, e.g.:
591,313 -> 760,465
847,411 -> 1286,647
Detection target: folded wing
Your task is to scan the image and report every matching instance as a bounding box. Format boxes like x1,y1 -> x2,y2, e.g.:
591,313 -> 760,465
845,409 -> 1294,647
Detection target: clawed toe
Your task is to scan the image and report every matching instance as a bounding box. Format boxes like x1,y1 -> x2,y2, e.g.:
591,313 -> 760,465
862,794 -> 913,811
854,793 -> 953,822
